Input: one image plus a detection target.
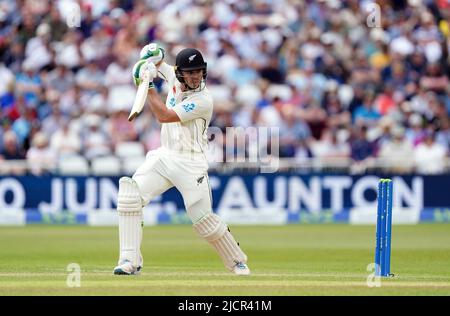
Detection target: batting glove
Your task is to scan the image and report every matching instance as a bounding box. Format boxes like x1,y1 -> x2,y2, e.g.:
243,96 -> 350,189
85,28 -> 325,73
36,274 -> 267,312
139,43 -> 165,66
132,59 -> 158,88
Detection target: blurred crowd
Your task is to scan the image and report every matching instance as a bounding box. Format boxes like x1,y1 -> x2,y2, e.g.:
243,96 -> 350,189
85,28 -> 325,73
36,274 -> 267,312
0,0 -> 449,175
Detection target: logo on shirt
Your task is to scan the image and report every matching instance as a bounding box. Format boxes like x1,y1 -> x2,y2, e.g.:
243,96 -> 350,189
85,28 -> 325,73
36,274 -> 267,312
196,175 -> 205,185
188,54 -> 196,62
169,97 -> 176,107
183,103 -> 196,112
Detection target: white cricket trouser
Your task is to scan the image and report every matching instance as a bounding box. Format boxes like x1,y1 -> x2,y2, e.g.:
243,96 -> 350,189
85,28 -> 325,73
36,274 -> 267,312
128,147 -> 248,272
132,147 -> 212,223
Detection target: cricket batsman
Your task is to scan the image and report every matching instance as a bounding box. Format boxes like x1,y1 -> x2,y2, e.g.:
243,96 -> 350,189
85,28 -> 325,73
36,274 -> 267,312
113,43 -> 250,276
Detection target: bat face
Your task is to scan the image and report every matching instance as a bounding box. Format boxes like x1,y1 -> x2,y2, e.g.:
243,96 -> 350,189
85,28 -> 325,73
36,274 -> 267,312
128,69 -> 151,121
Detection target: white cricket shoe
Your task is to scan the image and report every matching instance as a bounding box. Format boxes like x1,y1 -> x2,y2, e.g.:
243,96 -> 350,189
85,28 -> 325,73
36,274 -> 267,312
233,262 -> 251,275
113,259 -> 142,275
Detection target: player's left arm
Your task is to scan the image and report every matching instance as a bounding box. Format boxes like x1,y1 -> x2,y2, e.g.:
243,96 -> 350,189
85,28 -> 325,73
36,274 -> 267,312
132,59 -> 179,123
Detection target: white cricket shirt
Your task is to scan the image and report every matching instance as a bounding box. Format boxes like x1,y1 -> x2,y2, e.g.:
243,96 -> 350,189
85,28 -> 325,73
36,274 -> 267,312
157,62 -> 213,161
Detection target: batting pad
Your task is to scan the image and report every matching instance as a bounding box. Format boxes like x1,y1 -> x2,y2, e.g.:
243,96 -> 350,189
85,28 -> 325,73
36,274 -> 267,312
117,177 -> 143,267
193,213 -> 247,271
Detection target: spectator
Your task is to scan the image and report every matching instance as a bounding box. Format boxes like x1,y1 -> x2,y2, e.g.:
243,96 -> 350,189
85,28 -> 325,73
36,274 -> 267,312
106,110 -> 138,148
351,125 -> 376,162
26,131 -> 57,175
23,23 -> 53,71
420,63 -> 449,95
43,4 -> 68,42
105,55 -> 133,87
229,58 -> 259,87
0,130 -> 27,175
310,128 -> 350,159
410,88 -> 435,119
0,62 -> 14,100
257,98 -> 283,128
323,90 -> 351,129
378,125 -> 415,173
414,131 -> 447,174
350,125 -> 376,174
414,11 -> 443,64
15,62 -> 42,108
81,114 -> 111,160
50,119 -> 82,158
294,139 -> 314,161
353,92 -> 381,127
111,12 -> 139,60
374,85 -> 396,116
41,97 -> 66,137
44,64 -> 75,94
11,104 -> 35,147
385,61 -> 410,95
302,102 -> 328,140
407,50 -> 427,82
259,55 -> 285,84
53,30 -> 82,70
279,104 -> 311,157
405,113 -> 427,147
2,40 -> 25,74
80,22 -> 112,63
16,11 -> 36,46
0,131 -> 25,160
435,118 -> 450,152
75,59 -> 105,96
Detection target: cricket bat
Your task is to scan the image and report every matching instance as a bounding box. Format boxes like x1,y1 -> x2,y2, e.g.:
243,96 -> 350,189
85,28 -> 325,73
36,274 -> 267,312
128,68 -> 151,122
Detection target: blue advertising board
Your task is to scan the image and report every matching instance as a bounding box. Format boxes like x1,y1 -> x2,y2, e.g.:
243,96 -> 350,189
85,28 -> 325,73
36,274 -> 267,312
0,174 -> 449,225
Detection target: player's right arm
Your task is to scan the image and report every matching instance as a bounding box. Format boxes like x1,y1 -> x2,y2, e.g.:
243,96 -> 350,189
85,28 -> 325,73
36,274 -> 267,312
146,90 -> 212,124
147,88 -> 181,123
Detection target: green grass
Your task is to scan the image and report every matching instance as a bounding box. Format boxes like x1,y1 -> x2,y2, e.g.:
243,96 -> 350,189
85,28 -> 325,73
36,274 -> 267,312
0,224 -> 450,295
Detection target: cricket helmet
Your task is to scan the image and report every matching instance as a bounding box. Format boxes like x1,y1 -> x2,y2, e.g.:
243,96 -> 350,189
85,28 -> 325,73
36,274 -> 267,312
175,48 -> 207,85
